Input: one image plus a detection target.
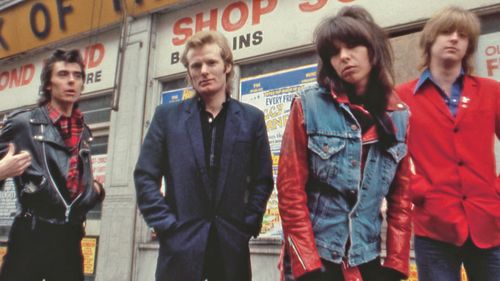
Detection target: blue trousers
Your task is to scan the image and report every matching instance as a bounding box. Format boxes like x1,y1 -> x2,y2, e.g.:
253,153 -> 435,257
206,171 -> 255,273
415,236 -> 500,281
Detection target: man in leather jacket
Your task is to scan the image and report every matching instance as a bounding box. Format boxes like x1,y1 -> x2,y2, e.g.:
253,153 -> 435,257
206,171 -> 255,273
0,49 -> 104,281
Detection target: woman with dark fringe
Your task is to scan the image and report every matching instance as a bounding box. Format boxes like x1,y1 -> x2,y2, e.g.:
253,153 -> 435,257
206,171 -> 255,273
277,6 -> 411,281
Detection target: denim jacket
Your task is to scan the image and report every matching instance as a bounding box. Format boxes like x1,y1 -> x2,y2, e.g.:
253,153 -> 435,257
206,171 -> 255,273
278,85 -> 412,279
303,85 -> 408,264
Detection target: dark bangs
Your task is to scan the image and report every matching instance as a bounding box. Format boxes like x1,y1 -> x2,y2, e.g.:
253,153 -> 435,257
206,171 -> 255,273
316,17 -> 373,61
315,17 -> 375,88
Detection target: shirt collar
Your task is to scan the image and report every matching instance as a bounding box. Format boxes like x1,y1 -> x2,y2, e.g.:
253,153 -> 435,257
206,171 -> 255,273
330,85 -> 406,111
329,86 -> 350,104
197,96 -> 231,112
414,68 -> 465,94
46,103 -> 83,123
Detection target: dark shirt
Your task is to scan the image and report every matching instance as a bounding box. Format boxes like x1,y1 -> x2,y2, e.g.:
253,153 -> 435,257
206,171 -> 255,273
199,98 -> 229,200
47,104 -> 84,200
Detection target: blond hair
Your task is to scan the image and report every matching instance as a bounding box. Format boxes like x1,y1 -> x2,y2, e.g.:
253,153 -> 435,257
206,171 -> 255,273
419,6 -> 480,74
180,31 -> 234,95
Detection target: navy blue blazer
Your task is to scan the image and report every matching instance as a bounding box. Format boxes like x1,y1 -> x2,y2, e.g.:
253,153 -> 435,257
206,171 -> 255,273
134,97 -> 273,281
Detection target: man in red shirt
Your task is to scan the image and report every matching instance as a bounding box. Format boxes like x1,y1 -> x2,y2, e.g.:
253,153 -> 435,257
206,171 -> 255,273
397,6 -> 500,281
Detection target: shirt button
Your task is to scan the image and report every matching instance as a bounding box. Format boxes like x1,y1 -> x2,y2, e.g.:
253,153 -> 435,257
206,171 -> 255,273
462,196 -> 467,200
351,124 -> 359,131
458,161 -> 464,166
331,251 -> 339,258
453,127 -> 459,133
351,160 -> 357,167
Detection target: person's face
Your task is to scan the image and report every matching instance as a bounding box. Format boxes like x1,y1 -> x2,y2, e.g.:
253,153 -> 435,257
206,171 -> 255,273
186,43 -> 231,98
430,30 -> 469,65
330,42 -> 372,94
47,61 -> 84,108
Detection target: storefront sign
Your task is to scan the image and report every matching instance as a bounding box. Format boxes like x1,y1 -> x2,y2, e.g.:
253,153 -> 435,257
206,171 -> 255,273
476,32 -> 500,82
0,30 -> 119,111
92,154 -> 108,186
0,0 -> 188,59
155,0 -> 499,77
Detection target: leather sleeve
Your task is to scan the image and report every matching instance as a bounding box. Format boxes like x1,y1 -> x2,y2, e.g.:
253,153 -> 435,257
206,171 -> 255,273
277,98 -> 322,278
383,152 -> 412,278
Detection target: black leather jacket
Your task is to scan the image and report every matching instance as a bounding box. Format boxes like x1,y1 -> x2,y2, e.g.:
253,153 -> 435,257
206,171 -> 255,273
0,106 -> 101,225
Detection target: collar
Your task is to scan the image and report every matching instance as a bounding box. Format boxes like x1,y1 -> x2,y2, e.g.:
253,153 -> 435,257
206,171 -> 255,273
329,86 -> 406,111
197,96 -> 231,112
46,103 -> 83,124
414,68 -> 464,94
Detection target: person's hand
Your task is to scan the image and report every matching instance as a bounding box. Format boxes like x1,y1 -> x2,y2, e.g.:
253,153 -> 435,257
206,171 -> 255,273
0,143 -> 31,180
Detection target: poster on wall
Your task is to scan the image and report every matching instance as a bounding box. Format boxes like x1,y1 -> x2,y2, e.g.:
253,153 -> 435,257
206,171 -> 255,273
81,236 -> 99,276
161,88 -> 195,104
0,179 -> 19,227
92,154 -> 107,186
240,64 -> 318,238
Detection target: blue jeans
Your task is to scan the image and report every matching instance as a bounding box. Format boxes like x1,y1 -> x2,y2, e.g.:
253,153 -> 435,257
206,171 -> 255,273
415,236 -> 500,281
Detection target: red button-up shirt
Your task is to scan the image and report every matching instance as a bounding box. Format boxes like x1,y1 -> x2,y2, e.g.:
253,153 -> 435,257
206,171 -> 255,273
47,104 -> 84,200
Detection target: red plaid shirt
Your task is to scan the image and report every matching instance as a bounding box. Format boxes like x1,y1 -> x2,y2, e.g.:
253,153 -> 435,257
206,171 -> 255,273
47,104 -> 84,200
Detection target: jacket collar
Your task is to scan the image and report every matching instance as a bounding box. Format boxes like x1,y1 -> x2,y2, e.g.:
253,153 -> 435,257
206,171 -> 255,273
414,68 -> 464,95
329,86 -> 407,112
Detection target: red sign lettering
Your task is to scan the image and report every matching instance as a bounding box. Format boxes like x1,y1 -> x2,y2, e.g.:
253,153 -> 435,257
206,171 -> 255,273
0,64 -> 35,92
172,0 -> 276,46
485,45 -> 500,56
222,2 -> 249,32
195,9 -> 217,32
82,43 -> 105,69
252,0 -> 277,25
299,0 -> 354,12
486,58 -> 499,77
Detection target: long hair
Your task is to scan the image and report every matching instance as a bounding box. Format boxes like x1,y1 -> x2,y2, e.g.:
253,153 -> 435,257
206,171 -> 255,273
419,6 -> 480,74
180,30 -> 234,96
38,49 -> 85,106
314,6 -> 396,148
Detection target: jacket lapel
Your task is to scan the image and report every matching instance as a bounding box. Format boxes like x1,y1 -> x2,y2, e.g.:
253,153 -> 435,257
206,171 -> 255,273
418,83 -> 454,122
214,101 -> 241,207
30,107 -> 68,150
184,99 -> 212,199
454,76 -> 478,125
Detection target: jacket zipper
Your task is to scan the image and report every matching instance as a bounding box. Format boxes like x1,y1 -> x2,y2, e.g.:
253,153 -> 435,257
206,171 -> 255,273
287,235 -> 306,270
40,124 -> 83,223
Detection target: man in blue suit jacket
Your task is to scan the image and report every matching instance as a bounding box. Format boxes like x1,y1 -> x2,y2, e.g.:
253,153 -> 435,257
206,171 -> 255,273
134,30 -> 273,281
